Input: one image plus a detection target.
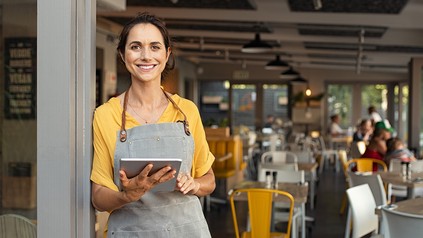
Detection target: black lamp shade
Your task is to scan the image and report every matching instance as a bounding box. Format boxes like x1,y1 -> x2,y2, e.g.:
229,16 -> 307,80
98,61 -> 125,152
241,33 -> 272,53
289,76 -> 308,85
265,55 -> 290,70
280,67 -> 300,79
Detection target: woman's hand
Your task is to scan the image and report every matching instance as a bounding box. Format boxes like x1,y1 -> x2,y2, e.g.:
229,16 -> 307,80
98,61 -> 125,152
176,173 -> 200,195
120,164 -> 176,202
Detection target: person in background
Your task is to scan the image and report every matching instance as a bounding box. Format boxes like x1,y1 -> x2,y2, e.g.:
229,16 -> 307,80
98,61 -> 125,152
361,127 -> 392,171
374,120 -> 395,137
368,105 -> 382,125
264,114 -> 275,129
385,137 -> 416,166
328,114 -> 345,137
90,13 -> 215,237
353,118 -> 373,143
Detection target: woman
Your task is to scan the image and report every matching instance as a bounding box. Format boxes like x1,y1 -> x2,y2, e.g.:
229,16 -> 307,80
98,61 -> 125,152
361,127 -> 391,171
90,13 -> 215,237
328,114 -> 345,137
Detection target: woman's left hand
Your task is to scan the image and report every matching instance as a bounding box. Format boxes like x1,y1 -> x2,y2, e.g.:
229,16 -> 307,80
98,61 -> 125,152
176,173 -> 200,195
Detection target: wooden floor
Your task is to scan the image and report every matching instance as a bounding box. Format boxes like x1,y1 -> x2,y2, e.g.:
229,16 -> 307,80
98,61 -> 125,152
205,162 -> 348,238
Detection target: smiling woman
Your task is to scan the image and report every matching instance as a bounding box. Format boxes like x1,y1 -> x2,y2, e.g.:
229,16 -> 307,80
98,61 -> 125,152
90,12 -> 216,237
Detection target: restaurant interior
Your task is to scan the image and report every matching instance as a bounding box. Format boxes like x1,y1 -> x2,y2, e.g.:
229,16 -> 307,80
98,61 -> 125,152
2,0 -> 423,237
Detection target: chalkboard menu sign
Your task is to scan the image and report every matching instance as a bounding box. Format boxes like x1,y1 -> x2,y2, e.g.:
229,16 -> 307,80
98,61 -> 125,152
4,38 -> 37,119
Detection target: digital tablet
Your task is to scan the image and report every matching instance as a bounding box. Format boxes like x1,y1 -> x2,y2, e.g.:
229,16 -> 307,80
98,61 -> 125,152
120,158 -> 182,192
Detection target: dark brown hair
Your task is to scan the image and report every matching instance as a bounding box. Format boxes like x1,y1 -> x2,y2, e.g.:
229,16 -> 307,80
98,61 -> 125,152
117,12 -> 175,79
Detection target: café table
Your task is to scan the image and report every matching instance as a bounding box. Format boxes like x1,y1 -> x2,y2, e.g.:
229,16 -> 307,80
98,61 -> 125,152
329,135 -> 352,150
394,197 -> 423,215
260,162 -> 318,210
377,171 -> 423,199
232,180 -> 309,238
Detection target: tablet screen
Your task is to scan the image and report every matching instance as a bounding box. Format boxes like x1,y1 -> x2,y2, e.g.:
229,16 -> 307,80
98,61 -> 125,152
120,158 -> 182,192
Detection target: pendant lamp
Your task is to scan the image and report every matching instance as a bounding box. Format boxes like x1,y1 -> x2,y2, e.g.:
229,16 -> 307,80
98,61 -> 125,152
265,55 -> 289,70
280,67 -> 300,79
289,76 -> 308,85
241,33 -> 272,53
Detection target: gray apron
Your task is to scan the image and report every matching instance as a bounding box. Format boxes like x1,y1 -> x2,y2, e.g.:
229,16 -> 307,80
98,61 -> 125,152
107,91 -> 211,238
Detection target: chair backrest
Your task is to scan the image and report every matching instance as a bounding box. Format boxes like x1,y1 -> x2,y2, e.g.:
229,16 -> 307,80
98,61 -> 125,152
0,214 -> 37,238
410,160 -> 423,172
346,158 -> 387,172
346,184 -> 379,238
381,206 -> 423,238
257,164 -> 300,182
261,151 -> 298,164
229,188 -> 294,238
389,159 -> 402,172
291,150 -> 315,163
276,170 -> 305,184
347,171 -> 387,207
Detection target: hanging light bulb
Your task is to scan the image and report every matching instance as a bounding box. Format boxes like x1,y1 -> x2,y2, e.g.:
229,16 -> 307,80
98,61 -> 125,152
223,80 -> 230,89
305,85 -> 312,96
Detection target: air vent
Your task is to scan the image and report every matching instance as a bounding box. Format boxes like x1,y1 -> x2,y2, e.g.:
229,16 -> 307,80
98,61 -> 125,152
97,0 -> 126,11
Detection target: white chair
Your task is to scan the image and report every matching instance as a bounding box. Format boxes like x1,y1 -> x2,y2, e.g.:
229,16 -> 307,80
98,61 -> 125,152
0,214 -> 37,238
261,151 -> 298,164
316,136 -> 339,174
346,172 -> 388,238
242,131 -> 259,180
346,184 -> 381,238
290,150 -> 315,163
410,160 -> 423,197
381,206 -> 423,238
257,163 -> 298,183
273,170 -> 305,238
410,160 -> 423,172
258,168 -> 305,238
347,172 -> 387,206
388,159 -> 408,200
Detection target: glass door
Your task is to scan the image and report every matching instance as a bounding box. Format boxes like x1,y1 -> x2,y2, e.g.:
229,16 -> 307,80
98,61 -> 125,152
1,0 -> 37,220
231,84 -> 256,131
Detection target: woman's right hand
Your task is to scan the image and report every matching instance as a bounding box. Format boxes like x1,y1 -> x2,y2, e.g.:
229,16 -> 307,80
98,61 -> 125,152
119,164 -> 176,202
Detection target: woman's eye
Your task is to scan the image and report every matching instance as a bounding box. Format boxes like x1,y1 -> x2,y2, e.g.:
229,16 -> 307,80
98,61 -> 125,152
130,45 -> 141,50
151,45 -> 161,50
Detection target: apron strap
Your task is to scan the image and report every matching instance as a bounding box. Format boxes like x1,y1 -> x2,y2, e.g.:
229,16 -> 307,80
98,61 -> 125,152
163,90 -> 191,136
119,90 -> 130,142
119,87 -> 191,142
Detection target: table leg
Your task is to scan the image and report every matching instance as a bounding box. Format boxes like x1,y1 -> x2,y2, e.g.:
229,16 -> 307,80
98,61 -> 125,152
301,203 -> 306,238
407,187 -> 415,199
309,171 -> 316,210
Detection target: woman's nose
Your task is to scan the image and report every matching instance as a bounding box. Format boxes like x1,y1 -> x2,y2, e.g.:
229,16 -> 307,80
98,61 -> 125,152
139,47 -> 151,60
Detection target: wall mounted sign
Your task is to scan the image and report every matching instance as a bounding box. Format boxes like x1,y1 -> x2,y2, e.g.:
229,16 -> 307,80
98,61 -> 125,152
4,37 -> 37,119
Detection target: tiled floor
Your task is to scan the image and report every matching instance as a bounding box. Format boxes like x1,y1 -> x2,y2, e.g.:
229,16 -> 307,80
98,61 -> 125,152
206,163 -> 348,238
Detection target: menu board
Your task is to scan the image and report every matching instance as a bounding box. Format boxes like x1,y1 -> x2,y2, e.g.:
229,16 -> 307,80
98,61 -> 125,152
4,37 -> 37,119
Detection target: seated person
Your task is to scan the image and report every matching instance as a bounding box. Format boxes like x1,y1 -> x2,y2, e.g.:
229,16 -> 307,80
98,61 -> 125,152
328,114 -> 345,137
374,120 -> 395,137
263,114 -> 275,129
361,127 -> 391,171
385,137 -> 416,166
353,118 -> 373,143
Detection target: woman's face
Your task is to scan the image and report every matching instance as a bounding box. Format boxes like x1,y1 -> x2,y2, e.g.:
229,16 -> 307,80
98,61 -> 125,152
122,23 -> 170,83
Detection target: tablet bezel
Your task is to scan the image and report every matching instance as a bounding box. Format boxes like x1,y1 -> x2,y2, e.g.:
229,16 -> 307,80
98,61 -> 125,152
120,157 -> 182,192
